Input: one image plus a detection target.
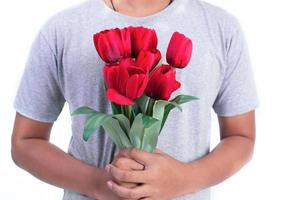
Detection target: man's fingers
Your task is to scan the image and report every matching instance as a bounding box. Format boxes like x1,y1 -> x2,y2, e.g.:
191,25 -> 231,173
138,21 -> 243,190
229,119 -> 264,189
112,157 -> 144,170
107,180 -> 151,199
107,164 -> 149,183
154,148 -> 165,155
117,148 -> 155,165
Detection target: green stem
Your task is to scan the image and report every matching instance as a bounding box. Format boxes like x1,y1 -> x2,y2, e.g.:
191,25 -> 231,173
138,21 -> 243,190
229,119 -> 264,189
127,105 -> 133,124
146,98 -> 156,116
121,105 -> 126,116
121,105 -> 133,124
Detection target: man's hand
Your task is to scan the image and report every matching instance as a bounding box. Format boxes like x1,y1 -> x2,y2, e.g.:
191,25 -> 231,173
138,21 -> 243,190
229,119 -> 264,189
105,148 -> 191,200
109,151 -> 145,189
106,111 -> 256,200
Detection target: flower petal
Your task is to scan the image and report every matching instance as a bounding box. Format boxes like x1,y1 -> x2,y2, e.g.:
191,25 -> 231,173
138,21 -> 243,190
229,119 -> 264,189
106,88 -> 134,105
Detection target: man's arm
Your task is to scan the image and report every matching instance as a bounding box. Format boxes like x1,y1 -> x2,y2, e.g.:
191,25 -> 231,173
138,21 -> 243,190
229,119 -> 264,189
186,110 -> 256,192
11,112 -> 119,200
105,110 -> 256,199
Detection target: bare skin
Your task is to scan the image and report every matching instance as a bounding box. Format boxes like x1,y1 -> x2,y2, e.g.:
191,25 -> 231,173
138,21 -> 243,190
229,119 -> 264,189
11,113 -> 127,199
12,1 -> 256,199
104,0 -> 172,17
106,111 -> 256,200
11,110 -> 255,200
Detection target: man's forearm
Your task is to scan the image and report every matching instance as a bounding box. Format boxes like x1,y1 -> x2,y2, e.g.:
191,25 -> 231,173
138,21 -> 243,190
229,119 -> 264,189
183,135 -> 255,194
11,138 -> 111,199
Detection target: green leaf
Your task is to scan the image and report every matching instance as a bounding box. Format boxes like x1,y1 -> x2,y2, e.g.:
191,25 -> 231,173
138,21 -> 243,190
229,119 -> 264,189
128,114 -> 144,149
160,95 -> 199,130
128,113 -> 160,152
142,114 -> 160,128
71,106 -> 98,116
103,118 -> 132,149
112,114 -> 130,136
170,94 -> 199,105
134,94 -> 149,114
152,100 -> 182,124
141,115 -> 161,152
83,113 -> 113,141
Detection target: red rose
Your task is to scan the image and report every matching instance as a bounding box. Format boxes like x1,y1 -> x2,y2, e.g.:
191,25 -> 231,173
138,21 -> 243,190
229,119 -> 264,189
166,32 -> 193,69
129,26 -> 158,58
93,27 -> 131,63
145,64 -> 181,100
103,63 -> 148,105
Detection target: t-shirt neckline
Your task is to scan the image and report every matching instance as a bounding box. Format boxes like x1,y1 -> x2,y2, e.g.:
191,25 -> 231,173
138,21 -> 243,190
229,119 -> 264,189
97,0 -> 181,23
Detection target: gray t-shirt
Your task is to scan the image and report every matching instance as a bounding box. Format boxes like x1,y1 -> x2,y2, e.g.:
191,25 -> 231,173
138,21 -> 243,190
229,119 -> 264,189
13,0 -> 259,199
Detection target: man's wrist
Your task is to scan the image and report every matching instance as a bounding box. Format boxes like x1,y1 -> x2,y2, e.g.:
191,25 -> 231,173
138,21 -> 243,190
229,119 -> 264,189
85,166 -> 110,199
181,159 -> 210,197
172,161 -> 202,197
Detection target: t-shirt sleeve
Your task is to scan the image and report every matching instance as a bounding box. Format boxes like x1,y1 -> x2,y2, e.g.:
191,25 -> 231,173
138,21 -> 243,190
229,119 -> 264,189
13,29 -> 65,123
213,18 -> 260,116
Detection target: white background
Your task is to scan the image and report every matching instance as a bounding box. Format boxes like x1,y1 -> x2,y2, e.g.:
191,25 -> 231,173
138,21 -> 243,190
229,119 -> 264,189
1,0 -> 300,199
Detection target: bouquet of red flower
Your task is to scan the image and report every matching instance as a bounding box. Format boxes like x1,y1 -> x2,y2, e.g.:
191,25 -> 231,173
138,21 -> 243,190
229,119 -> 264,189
72,26 -> 198,152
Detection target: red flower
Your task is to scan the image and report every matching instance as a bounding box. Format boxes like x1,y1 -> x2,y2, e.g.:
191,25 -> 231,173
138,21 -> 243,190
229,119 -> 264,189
129,26 -> 158,58
93,27 -> 131,63
145,64 -> 181,100
117,49 -> 161,73
103,63 -> 148,105
136,50 -> 161,73
166,32 -> 193,69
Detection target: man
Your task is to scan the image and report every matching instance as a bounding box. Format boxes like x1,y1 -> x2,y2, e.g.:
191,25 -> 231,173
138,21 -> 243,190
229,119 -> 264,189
11,0 -> 259,199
